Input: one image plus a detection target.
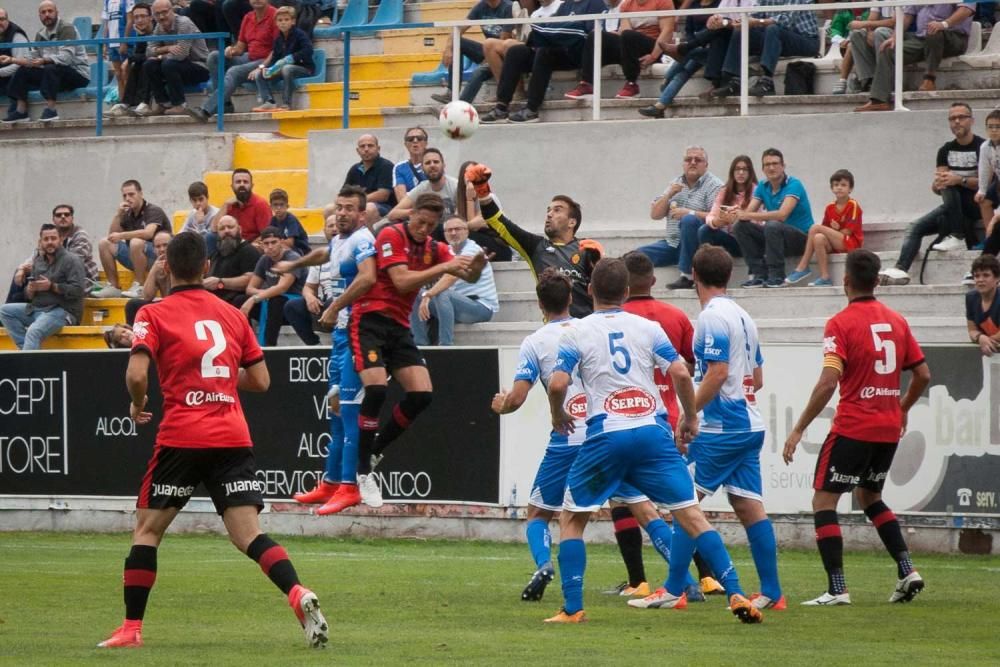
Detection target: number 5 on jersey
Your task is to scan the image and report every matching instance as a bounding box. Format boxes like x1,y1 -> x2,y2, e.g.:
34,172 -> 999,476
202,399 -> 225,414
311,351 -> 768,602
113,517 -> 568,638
870,323 -> 895,375
608,332 -> 631,374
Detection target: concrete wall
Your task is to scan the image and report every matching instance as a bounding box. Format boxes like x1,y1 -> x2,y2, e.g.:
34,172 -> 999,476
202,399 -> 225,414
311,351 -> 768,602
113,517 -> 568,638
0,133 -> 233,277
4,0 -> 99,34
308,108 -> 987,229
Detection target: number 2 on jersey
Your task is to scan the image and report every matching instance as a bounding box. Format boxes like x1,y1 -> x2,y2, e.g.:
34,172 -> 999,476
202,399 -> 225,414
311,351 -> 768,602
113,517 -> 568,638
195,320 -> 230,378
608,332 -> 631,374
870,323 -> 896,375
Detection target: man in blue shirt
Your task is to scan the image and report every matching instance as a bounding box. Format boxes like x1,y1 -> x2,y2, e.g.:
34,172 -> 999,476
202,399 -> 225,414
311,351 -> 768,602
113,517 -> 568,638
733,148 -> 813,287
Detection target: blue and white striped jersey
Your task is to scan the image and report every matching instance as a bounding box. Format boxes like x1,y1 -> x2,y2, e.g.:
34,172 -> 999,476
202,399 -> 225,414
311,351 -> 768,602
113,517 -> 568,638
326,226 -> 376,329
693,296 -> 765,434
514,317 -> 587,445
555,309 -> 678,436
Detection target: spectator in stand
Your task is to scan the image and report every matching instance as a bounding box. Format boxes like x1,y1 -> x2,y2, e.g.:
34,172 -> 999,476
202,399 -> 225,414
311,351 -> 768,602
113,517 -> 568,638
479,0 -> 565,103
0,223 -> 85,350
564,0 -> 675,101
480,0 -> 607,124
1,0 -> 90,123
879,104 -> 985,286
220,0 -> 252,39
638,0 -> 721,118
430,0 -> 514,106
680,154 -> 754,270
967,254 -> 1000,357
389,148 -> 459,226
855,2 -> 976,112
393,126 -> 428,203
183,0 -> 227,36
707,0 -> 819,99
124,228 -> 172,324
268,188 -> 310,255
8,203 -> 98,303
103,0 -> 135,102
209,168 -> 273,243
192,0 -> 277,120
202,214 -> 262,304
733,147 -> 814,288
411,215 -> 499,345
108,2 -> 155,117
832,4 -> 892,94
975,110 -> 1000,253
786,169 -> 863,287
249,5 -> 313,112
0,7 -> 29,112
343,133 -> 396,227
283,215 -> 337,345
457,160 -> 513,261
142,0 -> 210,117
241,225 -> 306,345
180,180 -> 219,254
636,146 -> 723,285
94,179 -> 171,298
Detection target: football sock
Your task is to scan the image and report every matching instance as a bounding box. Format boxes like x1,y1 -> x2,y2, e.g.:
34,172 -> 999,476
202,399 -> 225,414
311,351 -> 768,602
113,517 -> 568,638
340,402 -> 361,481
692,551 -> 714,580
525,518 -> 551,568
557,538 -> 586,614
864,501 -> 914,578
123,544 -> 157,621
356,384 -> 387,474
610,505 -> 646,587
324,412 -> 344,484
246,534 -> 300,595
647,519 -> 697,589
693,530 -> 744,598
665,525 -> 697,595
746,518 -> 782,599
373,391 -> 433,456
815,510 -> 847,594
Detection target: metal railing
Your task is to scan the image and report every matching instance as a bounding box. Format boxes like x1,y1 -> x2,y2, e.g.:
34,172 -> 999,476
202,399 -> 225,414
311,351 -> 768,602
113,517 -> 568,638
0,31 -> 228,135
434,0 -> 962,121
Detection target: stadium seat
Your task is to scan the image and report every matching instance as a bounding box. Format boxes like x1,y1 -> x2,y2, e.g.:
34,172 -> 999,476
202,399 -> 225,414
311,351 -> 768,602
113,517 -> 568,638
72,16 -> 95,55
941,22 -> 983,68
959,21 -> 1000,66
410,58 -> 482,86
27,61 -> 111,102
365,0 -> 405,30
313,0 -> 369,37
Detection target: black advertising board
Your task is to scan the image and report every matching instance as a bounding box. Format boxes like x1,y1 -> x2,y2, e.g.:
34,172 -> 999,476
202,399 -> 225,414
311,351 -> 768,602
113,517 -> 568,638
0,347 -> 501,504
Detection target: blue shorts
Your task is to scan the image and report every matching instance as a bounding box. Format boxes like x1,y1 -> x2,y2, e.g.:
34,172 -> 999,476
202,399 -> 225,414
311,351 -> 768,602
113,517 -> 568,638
330,328 -> 362,404
115,240 -> 157,270
564,423 -> 697,513
109,47 -> 127,63
530,444 -> 647,511
375,202 -> 392,218
689,430 -> 765,500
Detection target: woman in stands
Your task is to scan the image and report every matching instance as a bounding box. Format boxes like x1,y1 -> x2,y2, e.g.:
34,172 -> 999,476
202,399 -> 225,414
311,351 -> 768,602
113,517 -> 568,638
699,155 -> 757,259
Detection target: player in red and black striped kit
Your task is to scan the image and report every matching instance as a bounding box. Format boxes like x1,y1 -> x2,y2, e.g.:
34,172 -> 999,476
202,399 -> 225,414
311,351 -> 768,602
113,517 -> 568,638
98,232 -> 328,649
784,249 -> 931,607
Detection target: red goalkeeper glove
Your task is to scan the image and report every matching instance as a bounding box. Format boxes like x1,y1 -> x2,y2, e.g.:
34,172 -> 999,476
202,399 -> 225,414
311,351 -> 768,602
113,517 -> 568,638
466,163 -> 493,198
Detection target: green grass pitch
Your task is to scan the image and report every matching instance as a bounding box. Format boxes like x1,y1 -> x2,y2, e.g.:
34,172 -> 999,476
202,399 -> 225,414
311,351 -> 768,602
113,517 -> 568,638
1,532 -> 998,665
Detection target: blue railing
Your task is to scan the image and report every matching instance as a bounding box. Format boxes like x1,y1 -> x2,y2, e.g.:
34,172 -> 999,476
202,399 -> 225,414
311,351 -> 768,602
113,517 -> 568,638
0,31 -> 228,135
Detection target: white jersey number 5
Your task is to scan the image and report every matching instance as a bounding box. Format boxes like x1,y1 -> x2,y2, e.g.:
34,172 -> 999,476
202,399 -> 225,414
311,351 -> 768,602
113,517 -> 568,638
195,320 -> 231,378
870,323 -> 896,375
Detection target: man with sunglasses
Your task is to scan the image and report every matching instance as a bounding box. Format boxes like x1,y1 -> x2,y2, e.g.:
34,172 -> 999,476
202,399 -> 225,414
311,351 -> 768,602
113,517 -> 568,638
392,127 -> 429,204
8,204 -> 97,303
880,102 -> 987,286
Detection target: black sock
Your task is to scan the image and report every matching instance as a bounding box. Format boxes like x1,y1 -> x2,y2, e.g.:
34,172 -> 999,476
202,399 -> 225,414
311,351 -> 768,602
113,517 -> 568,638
246,534 -> 300,596
610,506 -> 645,587
373,391 -> 432,456
815,510 -> 847,594
692,551 -> 713,580
123,544 -> 158,621
357,384 -> 387,474
864,500 -> 914,578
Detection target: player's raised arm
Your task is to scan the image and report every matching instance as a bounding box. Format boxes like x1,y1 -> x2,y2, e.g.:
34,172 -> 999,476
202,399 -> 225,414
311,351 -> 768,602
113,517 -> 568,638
783,365 -> 840,465
125,351 -> 152,424
273,245 -> 330,274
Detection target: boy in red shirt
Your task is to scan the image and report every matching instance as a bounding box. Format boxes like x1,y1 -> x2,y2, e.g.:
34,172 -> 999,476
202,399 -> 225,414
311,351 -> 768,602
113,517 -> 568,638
787,169 -> 864,287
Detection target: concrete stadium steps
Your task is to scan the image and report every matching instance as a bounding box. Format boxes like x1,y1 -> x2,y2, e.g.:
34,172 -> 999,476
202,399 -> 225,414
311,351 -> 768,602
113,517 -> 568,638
451,314 -> 968,346
233,135 -> 308,170
301,78 -> 412,109
82,298 -> 127,326
170,207 -> 326,234
0,326 -> 108,350
202,169 -> 309,208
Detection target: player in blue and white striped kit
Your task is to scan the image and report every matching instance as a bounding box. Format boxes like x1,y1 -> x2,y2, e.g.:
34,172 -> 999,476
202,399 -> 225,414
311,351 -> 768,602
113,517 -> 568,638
544,258 -> 762,624
635,245 -> 783,611
493,269 -> 671,604
276,186 -> 378,514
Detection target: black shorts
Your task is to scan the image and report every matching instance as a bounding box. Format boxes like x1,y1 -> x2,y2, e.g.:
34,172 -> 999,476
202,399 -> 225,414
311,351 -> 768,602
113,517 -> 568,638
137,446 -> 264,515
350,311 -> 425,372
813,433 -> 898,494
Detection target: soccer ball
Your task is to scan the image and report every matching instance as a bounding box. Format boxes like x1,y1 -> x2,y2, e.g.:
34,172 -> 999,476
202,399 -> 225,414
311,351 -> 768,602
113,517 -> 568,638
439,100 -> 479,140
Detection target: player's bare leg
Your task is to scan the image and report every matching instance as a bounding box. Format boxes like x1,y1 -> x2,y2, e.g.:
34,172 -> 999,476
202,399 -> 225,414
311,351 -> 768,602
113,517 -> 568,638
98,507 -> 179,648
224,506 -> 329,648
522,506 -> 557,601
545,510 -> 590,623
855,487 -> 924,603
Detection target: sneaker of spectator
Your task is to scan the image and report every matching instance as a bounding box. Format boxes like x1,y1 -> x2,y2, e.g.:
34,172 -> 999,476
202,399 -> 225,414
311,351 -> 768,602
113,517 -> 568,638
509,108 -> 539,123
479,107 -> 509,123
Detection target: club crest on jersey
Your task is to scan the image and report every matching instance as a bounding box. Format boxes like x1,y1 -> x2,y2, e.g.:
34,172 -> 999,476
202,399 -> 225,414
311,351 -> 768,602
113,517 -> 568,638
132,320 -> 149,339
423,250 -> 432,265
604,387 -> 656,417
571,253 -> 580,264
567,393 -> 588,418
381,242 -> 393,257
